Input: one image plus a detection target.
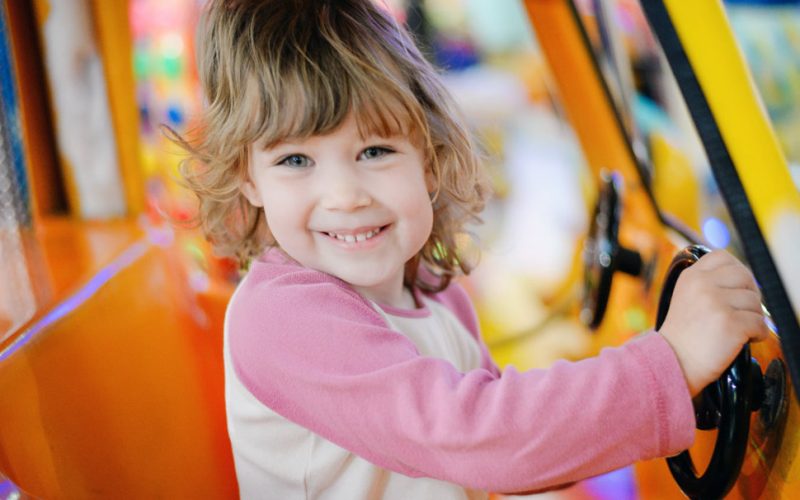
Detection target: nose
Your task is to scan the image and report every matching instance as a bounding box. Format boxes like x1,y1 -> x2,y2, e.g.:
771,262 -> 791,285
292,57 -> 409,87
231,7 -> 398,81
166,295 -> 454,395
318,163 -> 372,211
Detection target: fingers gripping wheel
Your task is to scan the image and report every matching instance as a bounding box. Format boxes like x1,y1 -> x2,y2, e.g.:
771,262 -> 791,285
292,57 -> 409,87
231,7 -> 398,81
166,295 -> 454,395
582,173 -> 644,329
657,245 -> 764,500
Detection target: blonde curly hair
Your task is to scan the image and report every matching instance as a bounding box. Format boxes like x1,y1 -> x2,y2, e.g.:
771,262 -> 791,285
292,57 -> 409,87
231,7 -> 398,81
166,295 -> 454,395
172,0 -> 490,292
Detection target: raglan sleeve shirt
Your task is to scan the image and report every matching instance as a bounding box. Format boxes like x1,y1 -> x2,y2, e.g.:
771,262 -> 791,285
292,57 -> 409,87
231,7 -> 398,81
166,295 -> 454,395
227,254 -> 695,493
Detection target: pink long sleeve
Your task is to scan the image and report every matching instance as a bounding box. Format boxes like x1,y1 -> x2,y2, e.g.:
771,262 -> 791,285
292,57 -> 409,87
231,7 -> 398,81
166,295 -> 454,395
228,254 -> 695,493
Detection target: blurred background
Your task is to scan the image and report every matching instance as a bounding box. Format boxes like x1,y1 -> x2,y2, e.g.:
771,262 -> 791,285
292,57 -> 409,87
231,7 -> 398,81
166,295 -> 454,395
1,0 -> 799,498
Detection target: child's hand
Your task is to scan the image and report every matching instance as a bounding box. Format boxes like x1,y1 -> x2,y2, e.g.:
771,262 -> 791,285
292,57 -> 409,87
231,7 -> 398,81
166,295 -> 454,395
658,250 -> 770,397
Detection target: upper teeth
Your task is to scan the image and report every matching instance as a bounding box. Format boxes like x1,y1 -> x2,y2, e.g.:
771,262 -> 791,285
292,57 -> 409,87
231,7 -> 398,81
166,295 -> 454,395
327,228 -> 381,242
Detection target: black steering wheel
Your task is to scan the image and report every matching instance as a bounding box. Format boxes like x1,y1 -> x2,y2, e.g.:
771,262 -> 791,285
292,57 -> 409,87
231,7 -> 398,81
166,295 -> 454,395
582,173 -> 644,328
657,245 -> 766,499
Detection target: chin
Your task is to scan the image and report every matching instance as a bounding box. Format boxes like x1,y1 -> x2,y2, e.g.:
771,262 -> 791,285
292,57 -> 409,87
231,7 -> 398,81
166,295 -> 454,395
338,273 -> 390,289
336,267 -> 397,289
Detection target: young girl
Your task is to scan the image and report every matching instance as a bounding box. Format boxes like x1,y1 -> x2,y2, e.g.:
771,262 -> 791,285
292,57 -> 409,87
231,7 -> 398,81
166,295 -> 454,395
177,0 -> 769,497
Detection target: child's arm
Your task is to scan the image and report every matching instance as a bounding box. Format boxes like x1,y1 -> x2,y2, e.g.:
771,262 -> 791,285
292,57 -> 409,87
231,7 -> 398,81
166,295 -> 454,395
229,265 -> 696,492
657,250 -> 769,396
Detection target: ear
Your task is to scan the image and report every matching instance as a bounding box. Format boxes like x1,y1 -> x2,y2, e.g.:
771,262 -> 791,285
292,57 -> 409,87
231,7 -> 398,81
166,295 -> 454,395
240,177 -> 264,207
424,166 -> 438,197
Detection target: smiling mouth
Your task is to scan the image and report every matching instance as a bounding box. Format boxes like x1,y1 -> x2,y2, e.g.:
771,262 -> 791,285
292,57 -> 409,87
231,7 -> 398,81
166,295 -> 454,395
324,225 -> 388,243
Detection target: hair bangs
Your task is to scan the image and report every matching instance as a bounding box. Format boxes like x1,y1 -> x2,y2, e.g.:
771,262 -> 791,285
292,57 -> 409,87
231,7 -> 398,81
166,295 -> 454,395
352,86 -> 424,143
245,38 -> 425,150
244,71 -> 349,150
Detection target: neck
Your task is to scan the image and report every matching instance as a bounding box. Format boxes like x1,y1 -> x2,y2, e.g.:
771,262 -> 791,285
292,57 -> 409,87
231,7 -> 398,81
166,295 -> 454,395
354,283 -> 417,309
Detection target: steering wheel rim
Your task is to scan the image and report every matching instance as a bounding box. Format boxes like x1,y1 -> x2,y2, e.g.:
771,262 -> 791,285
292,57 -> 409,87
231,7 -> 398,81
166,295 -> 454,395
657,245 -> 756,499
582,174 -> 620,328
583,173 -> 644,328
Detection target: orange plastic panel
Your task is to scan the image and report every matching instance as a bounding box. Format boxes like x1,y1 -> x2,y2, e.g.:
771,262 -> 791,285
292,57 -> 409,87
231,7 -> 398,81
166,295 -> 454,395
0,220 -> 237,498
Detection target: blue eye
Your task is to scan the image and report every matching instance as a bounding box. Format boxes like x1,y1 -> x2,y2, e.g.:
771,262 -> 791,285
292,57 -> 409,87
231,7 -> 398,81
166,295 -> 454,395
359,146 -> 392,160
278,154 -> 311,168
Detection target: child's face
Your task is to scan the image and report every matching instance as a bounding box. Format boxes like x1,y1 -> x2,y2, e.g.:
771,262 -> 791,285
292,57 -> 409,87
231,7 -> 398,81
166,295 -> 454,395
242,113 -> 434,305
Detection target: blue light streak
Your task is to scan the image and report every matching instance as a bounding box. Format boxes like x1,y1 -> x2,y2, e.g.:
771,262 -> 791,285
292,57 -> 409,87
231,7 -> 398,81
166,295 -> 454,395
702,217 -> 732,249
0,240 -> 149,362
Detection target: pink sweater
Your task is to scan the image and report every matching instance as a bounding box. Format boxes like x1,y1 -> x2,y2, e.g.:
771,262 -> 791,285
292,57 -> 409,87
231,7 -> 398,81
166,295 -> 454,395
227,250 -> 695,493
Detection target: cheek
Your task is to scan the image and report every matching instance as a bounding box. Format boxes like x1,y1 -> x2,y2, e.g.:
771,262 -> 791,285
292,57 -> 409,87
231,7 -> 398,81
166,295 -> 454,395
418,197 -> 434,234
260,190 -> 305,244
399,183 -> 434,243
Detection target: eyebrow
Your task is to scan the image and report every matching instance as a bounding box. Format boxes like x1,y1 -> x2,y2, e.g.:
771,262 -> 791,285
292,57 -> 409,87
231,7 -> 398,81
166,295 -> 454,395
261,129 -> 408,150
257,136 -> 305,151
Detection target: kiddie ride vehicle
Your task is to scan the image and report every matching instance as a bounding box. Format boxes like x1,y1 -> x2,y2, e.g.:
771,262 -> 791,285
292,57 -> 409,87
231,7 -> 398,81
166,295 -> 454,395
0,1 -> 798,499
524,0 -> 800,498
